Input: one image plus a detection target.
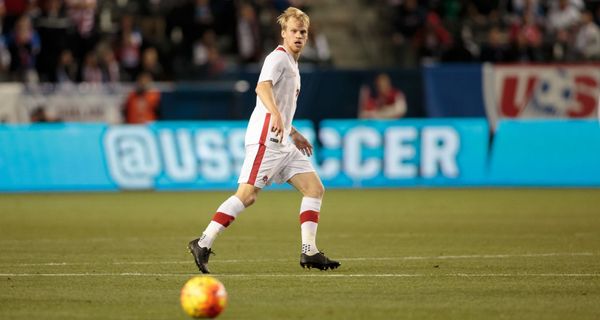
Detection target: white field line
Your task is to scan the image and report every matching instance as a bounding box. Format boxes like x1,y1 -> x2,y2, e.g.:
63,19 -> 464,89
1,273 -> 599,278
1,252 -> 595,267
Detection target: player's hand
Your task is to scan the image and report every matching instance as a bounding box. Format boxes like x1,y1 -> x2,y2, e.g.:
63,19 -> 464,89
291,131 -> 313,157
270,113 -> 284,140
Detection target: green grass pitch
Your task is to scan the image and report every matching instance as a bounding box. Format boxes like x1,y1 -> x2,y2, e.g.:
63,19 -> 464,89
1,189 -> 599,319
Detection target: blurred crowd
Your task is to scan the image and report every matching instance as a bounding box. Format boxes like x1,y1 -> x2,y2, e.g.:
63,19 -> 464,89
1,0 -> 599,85
383,0 -> 600,66
0,0 -> 321,84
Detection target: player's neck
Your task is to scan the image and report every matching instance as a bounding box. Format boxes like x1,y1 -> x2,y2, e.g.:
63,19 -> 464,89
282,44 -> 300,62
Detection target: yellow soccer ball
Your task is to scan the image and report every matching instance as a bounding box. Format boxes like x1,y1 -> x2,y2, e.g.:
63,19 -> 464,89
180,276 -> 227,318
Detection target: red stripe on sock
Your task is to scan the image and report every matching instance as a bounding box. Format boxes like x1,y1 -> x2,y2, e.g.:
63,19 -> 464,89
299,210 -> 319,224
212,212 -> 235,227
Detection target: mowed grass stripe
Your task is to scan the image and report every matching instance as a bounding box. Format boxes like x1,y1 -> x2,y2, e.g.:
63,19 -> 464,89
2,272 -> 600,278
1,189 -> 600,320
0,252 -> 595,267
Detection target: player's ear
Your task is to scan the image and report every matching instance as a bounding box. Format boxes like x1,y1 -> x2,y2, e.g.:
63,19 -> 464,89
281,28 -> 285,39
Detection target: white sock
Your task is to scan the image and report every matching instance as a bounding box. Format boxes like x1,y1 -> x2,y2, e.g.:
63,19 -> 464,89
198,196 -> 245,248
299,197 -> 321,255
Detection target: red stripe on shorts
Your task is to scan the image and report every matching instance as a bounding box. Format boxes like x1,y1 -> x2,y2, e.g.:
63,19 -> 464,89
212,212 -> 235,227
300,210 -> 319,224
248,113 -> 271,184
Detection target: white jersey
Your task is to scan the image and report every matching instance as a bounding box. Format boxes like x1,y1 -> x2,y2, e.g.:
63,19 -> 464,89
245,46 -> 300,151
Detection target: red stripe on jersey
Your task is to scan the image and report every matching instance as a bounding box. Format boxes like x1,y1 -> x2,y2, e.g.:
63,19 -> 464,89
300,210 -> 319,224
259,113 -> 271,144
276,47 -> 286,53
248,114 -> 271,185
248,144 -> 266,185
212,212 -> 235,227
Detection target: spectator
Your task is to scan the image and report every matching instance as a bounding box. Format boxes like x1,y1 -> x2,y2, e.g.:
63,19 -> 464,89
35,0 -> 72,82
192,28 -> 214,67
53,48 -> 77,83
192,29 -> 224,79
30,105 -> 60,122
3,0 -> 34,34
551,28 -> 578,61
139,46 -> 165,81
546,0 -> 581,33
479,26 -> 511,62
0,34 -> 11,80
100,46 -> 119,83
300,23 -> 332,65
236,2 -> 261,63
574,11 -> 600,60
123,71 -> 161,124
7,15 -> 40,82
115,13 -> 144,81
189,0 -> 216,39
441,34 -> 476,62
417,11 -> 453,64
0,1 -> 5,33
390,0 -> 427,67
65,0 -> 98,63
507,13 -> 543,62
172,0 -> 216,57
509,12 -> 542,47
138,0 -> 167,45
509,0 -> 543,22
80,51 -> 102,83
204,45 -> 224,77
358,73 -> 407,119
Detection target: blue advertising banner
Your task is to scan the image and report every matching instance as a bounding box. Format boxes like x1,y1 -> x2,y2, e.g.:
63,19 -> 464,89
317,119 -> 489,187
0,119 -> 490,191
103,120 -> 314,190
3,119 -> 599,191
489,120 -> 600,186
0,121 -> 315,192
0,123 -> 114,191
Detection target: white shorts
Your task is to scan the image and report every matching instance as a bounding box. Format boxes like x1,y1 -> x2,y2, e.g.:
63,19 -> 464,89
238,144 -> 316,188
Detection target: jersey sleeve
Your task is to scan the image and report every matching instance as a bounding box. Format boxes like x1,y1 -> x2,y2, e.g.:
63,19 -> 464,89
257,52 -> 286,85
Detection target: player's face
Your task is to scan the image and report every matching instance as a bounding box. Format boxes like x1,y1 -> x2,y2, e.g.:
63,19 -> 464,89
282,17 -> 308,54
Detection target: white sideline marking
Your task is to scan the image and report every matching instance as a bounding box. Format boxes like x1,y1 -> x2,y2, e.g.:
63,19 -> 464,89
1,252 -> 594,267
344,252 -> 595,261
1,273 -> 599,278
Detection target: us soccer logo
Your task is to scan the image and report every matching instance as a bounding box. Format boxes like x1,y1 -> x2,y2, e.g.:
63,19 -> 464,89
483,64 -> 600,128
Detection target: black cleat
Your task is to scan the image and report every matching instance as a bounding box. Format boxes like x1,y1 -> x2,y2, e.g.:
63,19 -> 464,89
188,238 -> 213,274
300,252 -> 341,270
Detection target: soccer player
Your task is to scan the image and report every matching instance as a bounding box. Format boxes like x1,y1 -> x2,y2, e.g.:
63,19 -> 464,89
188,7 -> 340,273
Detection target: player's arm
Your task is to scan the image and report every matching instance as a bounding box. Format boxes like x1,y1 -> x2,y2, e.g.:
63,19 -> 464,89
256,81 -> 284,139
290,126 -> 313,157
377,92 -> 407,118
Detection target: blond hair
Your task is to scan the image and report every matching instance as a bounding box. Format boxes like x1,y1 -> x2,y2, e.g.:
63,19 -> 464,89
277,7 -> 310,30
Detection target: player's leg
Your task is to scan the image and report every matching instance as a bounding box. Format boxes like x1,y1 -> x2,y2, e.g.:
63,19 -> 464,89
288,172 -> 324,255
188,183 -> 260,274
200,183 -> 260,247
189,144 -> 279,273
288,171 -> 340,270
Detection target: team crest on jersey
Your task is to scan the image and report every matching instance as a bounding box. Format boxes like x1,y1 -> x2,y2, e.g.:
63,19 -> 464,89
262,175 -> 269,183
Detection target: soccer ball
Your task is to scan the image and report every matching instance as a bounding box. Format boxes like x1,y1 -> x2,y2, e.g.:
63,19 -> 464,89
180,276 -> 228,318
